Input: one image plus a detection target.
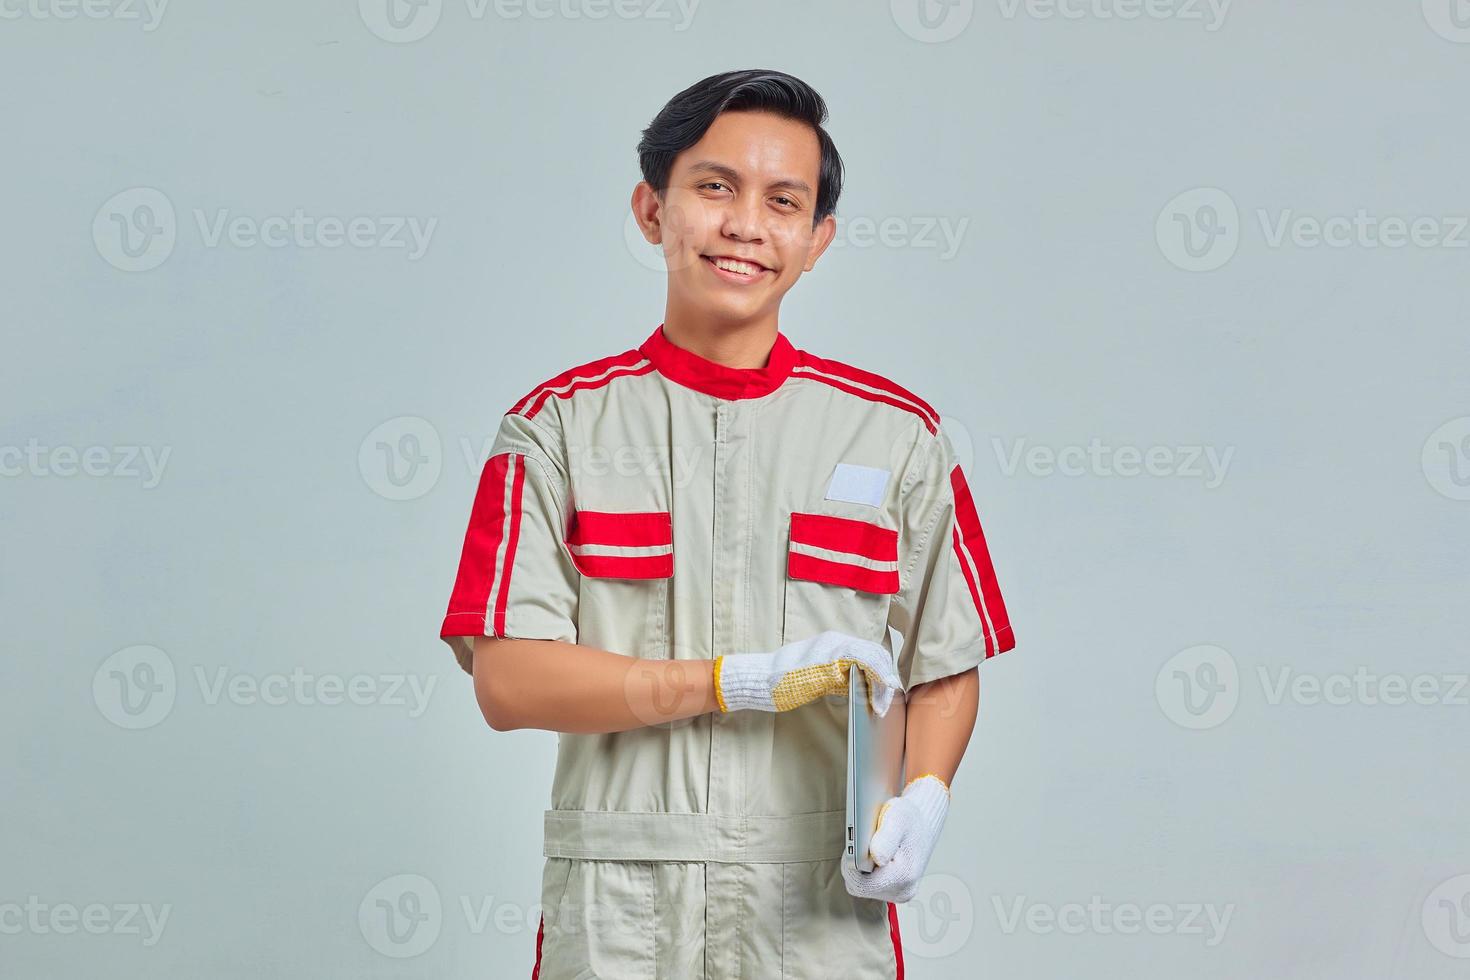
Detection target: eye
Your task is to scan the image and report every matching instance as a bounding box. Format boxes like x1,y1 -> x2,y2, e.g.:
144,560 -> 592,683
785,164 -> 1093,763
773,196 -> 799,209
699,181 -> 731,192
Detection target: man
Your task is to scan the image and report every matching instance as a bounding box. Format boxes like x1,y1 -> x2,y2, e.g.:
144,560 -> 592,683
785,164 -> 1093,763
439,68 -> 1016,979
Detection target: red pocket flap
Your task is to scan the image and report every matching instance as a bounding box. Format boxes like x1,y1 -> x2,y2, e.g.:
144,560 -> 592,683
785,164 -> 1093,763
786,512 -> 899,594
567,510 -> 673,579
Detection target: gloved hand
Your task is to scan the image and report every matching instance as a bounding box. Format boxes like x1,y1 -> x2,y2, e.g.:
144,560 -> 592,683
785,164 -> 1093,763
841,773 -> 951,903
713,630 -> 904,716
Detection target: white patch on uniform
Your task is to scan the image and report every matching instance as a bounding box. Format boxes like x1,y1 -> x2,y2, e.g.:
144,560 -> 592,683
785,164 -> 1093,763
824,463 -> 890,507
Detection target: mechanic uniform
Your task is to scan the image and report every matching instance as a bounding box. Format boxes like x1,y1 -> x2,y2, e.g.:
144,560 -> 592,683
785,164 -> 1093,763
439,322 -> 1016,979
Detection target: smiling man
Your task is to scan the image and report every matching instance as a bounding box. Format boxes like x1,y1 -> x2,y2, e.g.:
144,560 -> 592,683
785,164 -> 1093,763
438,68 -> 1017,979
646,105 -> 827,343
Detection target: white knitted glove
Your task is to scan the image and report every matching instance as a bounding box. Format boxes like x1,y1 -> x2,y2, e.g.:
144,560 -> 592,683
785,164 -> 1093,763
714,630 -> 903,716
841,773 -> 951,903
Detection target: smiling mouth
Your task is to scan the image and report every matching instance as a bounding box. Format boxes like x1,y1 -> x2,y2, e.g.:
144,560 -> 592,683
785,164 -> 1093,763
702,254 -> 771,281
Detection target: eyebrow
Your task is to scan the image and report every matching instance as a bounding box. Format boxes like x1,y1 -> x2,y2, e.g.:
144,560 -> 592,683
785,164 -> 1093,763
684,160 -> 813,197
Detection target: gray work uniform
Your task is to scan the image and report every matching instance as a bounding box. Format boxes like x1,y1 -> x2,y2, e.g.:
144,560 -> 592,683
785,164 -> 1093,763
440,323 -> 1017,978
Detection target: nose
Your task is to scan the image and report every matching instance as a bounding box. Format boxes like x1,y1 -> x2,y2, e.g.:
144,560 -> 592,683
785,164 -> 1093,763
718,191 -> 766,246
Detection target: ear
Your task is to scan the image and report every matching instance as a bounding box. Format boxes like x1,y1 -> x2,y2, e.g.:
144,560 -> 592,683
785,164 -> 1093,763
630,181 -> 665,245
802,212 -> 838,272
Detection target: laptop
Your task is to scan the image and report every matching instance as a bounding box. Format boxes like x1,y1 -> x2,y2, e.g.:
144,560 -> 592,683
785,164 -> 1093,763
845,662 -> 908,873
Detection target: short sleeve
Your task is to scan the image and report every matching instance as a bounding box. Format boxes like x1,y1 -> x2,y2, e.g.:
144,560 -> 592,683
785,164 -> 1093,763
438,412 -> 581,675
887,423 -> 1016,689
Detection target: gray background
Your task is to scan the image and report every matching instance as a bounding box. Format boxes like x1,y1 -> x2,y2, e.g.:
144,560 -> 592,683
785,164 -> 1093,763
3,1 -> 1468,977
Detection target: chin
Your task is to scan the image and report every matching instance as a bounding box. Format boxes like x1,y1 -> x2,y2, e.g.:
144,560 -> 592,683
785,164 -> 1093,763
705,291 -> 765,314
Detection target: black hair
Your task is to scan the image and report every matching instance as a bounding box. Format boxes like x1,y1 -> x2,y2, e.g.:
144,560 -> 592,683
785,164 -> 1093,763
636,69 -> 844,227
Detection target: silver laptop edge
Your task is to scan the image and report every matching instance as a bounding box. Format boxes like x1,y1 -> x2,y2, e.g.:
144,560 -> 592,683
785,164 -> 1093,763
845,662 -> 907,873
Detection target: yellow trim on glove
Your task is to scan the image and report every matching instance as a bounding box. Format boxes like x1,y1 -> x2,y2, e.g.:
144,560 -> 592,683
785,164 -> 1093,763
905,772 -> 952,798
712,656 -> 729,713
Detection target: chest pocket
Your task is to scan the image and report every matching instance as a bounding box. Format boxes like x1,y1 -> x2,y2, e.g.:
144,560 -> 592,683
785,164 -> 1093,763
781,511 -> 899,646
568,509 -> 673,659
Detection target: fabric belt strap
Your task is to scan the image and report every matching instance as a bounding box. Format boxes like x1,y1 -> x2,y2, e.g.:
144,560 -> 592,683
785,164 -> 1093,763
543,808 -> 847,863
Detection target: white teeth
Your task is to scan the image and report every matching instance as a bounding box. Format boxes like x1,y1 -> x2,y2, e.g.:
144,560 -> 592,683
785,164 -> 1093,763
711,256 -> 762,276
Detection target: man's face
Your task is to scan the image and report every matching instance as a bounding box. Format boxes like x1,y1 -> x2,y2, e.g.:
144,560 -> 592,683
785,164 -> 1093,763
636,110 -> 836,325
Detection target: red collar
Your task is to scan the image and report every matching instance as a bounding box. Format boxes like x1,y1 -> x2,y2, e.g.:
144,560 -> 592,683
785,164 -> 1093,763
639,322 -> 799,400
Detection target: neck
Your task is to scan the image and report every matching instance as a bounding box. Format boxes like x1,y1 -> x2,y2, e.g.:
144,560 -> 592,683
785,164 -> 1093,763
660,310 -> 780,370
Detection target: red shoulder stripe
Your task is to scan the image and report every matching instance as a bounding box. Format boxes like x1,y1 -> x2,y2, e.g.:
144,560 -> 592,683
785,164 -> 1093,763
522,362 -> 655,418
492,455 -> 527,635
440,452 -> 517,642
950,464 -> 1016,657
508,348 -> 649,418
792,365 -> 938,433
795,353 -> 940,426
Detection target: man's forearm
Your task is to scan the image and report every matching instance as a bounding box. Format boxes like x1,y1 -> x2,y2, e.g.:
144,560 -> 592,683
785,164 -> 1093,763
902,667 -> 979,786
473,635 -> 719,734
